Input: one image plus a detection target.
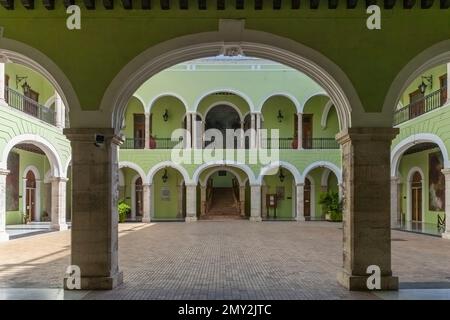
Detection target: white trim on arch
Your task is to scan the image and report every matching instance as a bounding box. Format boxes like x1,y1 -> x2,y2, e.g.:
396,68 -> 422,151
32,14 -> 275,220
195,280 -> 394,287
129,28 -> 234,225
199,166 -> 246,187
301,92 -> 329,113
391,133 -> 450,177
0,134 -> 63,178
22,165 -> 41,222
146,92 -> 189,114
406,167 -> 426,228
305,174 -> 316,219
130,174 -> 141,221
301,161 -> 342,184
118,161 -> 146,183
192,160 -> 257,186
258,92 -> 301,113
193,88 -> 255,113
321,100 -> 334,129
320,168 -> 331,188
147,161 -> 191,185
204,101 -> 245,122
132,94 -> 147,112
44,95 -> 56,108
258,161 -> 302,185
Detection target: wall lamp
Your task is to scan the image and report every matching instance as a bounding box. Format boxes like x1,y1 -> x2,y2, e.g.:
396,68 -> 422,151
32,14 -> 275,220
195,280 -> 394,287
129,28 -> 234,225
277,110 -> 284,123
163,109 -> 169,122
162,169 -> 168,183
16,75 -> 28,89
278,168 -> 285,183
418,75 -> 433,94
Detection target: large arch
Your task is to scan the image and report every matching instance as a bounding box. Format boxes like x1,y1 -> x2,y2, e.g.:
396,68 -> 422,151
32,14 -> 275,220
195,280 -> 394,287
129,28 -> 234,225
301,161 -> 342,184
204,101 -> 245,122
258,161 -> 302,185
146,92 -> 189,114
383,39 -> 450,120
192,160 -> 257,186
199,166 -> 247,187
147,161 -> 191,185
104,24 -> 361,133
0,134 -> 64,178
391,133 -> 450,177
258,92 -> 301,113
194,89 -> 254,114
118,161 -> 147,184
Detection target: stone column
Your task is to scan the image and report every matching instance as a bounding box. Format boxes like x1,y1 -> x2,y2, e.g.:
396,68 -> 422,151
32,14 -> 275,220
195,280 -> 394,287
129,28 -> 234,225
200,185 -> 206,216
0,62 -> 7,107
178,183 -> 184,218
338,183 -> 344,200
239,185 -> 245,216
250,185 -> 262,222
185,184 -> 197,222
142,183 -> 151,223
186,113 -> 192,149
296,183 -> 305,221
250,113 -> 256,149
336,128 -> 399,291
256,113 -> 262,148
64,128 -> 123,290
144,113 -> 150,149
297,112 -> 303,149
0,169 -> 9,241
261,184 -> 268,218
55,91 -> 65,129
51,177 -> 68,230
441,169 -> 450,239
390,177 -> 400,229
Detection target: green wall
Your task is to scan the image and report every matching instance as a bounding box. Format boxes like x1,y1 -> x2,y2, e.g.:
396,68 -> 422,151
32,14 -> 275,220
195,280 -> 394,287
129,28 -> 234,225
262,96 -> 296,139
152,97 -> 186,138
263,170 -> 294,219
153,167 -> 183,220
123,96 -> 145,139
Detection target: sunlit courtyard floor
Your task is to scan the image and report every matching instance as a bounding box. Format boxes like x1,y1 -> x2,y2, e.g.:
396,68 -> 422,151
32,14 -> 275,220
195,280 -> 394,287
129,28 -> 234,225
0,221 -> 450,300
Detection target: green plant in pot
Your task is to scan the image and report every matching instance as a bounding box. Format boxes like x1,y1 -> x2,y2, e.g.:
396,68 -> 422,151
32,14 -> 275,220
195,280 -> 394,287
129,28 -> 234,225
318,191 -> 343,222
118,200 -> 131,223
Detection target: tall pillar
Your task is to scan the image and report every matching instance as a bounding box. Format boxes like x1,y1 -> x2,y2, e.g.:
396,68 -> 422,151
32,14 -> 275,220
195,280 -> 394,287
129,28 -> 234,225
250,185 -> 262,222
0,62 -> 7,107
178,183 -> 184,218
0,169 -> 10,241
142,183 -> 151,223
54,91 -> 65,129
144,113 -> 150,149
64,128 -> 123,289
256,113 -> 262,148
186,113 -> 192,149
250,113 -> 256,148
296,183 -> 305,221
338,183 -> 344,200
239,185 -> 245,216
336,128 -> 399,291
185,184 -> 197,222
261,185 -> 268,218
200,185 -> 206,216
390,177 -> 400,229
51,177 -> 68,230
441,169 -> 450,239
297,112 -> 303,150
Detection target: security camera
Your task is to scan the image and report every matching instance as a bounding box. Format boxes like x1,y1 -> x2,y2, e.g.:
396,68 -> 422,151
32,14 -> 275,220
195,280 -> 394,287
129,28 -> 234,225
94,134 -> 105,147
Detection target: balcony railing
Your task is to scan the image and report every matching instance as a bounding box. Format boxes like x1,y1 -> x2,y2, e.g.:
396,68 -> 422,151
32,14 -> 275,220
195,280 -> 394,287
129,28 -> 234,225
4,87 -> 55,126
394,86 -> 447,125
303,138 -> 339,149
261,138 -> 296,149
122,138 -> 145,149
151,137 -> 183,149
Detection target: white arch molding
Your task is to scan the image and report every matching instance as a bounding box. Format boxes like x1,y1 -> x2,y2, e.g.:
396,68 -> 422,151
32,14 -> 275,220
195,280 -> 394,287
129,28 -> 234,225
118,161 -> 147,184
0,134 -> 64,178
104,24 -> 361,133
391,133 -> 450,177
321,168 -> 331,188
258,161 -> 302,185
258,92 -> 301,113
204,101 -> 245,122
192,160 -> 257,186
194,88 -> 254,114
132,94 -> 147,112
147,161 -> 191,185
200,166 -> 246,187
405,167 -> 426,229
130,174 -> 141,221
301,161 -> 342,184
22,165 -> 41,222
321,100 -> 334,129
146,92 -> 189,114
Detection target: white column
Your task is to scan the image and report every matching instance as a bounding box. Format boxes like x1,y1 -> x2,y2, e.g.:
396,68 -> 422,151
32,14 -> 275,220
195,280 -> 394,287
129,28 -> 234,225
239,185 -> 245,216
185,184 -> 197,222
441,169 -> 450,239
390,177 -> 400,228
250,113 -> 256,148
54,91 -> 65,129
297,112 -> 303,149
35,180 -> 41,222
0,169 -> 10,241
186,113 -> 192,149
256,113 -> 262,148
142,184 -> 151,223
200,185 -> 206,216
178,183 -> 184,218
144,113 -> 150,149
261,184 -> 268,218
192,114 -> 201,149
250,185 -> 262,222
296,183 -> 305,221
51,177 -> 68,231
338,183 -> 344,200
0,62 -> 7,107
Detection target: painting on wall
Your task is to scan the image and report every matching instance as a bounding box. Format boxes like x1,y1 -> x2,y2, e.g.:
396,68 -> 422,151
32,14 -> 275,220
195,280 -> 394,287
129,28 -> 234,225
429,151 -> 445,211
6,152 -> 19,211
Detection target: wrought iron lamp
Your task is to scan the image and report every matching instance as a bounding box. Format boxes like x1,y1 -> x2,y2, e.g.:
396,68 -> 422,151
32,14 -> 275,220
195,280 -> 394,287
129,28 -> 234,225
418,75 -> 433,94
278,168 -> 285,183
15,75 -> 28,89
162,169 -> 168,183
163,109 -> 169,122
277,110 -> 284,123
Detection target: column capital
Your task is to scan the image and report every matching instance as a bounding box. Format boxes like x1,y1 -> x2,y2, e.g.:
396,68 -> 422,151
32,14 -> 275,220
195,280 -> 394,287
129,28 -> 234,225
63,128 -> 123,146
441,168 -> 450,176
50,177 -> 69,183
336,127 -> 399,145
0,169 -> 9,176
390,176 -> 401,184
296,183 -> 305,188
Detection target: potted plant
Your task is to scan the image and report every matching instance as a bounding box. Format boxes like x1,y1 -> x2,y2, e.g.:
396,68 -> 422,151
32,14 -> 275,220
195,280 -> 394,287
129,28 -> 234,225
318,191 -> 343,222
118,200 -> 131,223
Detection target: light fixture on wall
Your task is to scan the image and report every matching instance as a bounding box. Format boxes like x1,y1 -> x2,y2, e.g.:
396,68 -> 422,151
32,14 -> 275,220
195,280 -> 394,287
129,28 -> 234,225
278,168 -> 285,183
162,169 -> 168,183
163,109 -> 169,122
418,75 -> 433,94
15,75 -> 28,89
277,110 -> 284,123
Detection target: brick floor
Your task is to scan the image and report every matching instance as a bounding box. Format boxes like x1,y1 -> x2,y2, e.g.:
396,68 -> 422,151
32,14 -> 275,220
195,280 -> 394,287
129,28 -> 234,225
0,221 -> 449,299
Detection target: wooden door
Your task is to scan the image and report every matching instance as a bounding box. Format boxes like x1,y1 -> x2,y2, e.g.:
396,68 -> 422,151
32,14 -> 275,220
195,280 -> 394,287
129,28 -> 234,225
411,172 -> 422,222
133,114 -> 145,149
26,171 -> 36,222
304,178 -> 311,219
409,90 -> 424,119
23,84 -> 39,117
135,177 -> 143,217
440,74 -> 447,106
302,114 -> 313,149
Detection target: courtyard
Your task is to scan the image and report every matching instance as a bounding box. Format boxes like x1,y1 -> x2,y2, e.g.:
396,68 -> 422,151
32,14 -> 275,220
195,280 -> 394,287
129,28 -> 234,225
0,221 -> 449,300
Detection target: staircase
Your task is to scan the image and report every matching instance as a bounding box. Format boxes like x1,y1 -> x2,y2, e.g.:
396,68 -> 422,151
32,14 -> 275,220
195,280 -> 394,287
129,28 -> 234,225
203,187 -> 242,220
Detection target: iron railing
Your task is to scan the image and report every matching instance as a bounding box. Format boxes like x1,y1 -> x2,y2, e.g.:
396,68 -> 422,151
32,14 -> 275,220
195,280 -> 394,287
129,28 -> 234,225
302,138 -> 339,149
4,87 -> 56,125
122,138 -> 145,149
261,138 -> 296,149
438,214 -> 446,233
394,87 -> 447,125
151,137 -> 183,149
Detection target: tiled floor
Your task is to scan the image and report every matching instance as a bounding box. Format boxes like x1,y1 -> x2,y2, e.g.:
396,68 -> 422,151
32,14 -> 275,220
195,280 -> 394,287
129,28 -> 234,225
0,221 -> 450,300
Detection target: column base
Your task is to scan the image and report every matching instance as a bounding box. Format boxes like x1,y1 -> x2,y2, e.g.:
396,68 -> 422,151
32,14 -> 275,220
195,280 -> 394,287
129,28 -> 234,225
51,223 -> 69,231
442,232 -> 450,240
185,216 -> 197,222
296,216 -> 306,222
0,231 -> 9,242
64,271 -> 123,290
337,271 -> 399,291
142,218 -> 151,223
249,217 -> 262,222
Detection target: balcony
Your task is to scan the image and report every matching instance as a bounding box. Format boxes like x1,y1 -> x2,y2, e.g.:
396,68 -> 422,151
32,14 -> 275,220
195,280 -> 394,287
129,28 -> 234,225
394,86 -> 447,126
4,87 -> 56,126
121,137 -> 183,150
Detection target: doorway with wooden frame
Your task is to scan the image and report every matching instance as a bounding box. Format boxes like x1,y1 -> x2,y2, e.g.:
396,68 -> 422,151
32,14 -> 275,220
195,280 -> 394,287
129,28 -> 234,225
25,170 -> 37,223
411,171 -> 423,223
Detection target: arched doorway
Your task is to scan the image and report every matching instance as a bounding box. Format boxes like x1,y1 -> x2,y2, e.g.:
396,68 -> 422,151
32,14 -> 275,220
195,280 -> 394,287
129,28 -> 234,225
304,177 -> 312,220
25,170 -> 36,223
411,171 -> 423,223
205,105 -> 241,149
135,177 -> 143,219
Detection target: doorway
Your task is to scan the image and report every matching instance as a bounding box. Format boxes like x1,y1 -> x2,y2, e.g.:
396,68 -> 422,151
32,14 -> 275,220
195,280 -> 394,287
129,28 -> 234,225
411,171 -> 422,222
25,170 -> 36,223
